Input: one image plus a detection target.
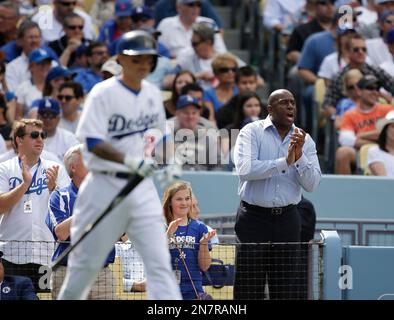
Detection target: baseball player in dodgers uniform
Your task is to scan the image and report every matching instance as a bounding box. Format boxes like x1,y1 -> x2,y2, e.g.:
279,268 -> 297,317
58,30 -> 181,300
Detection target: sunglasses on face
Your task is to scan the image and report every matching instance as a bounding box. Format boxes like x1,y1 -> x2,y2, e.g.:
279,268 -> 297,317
352,47 -> 367,53
24,131 -> 47,140
58,1 -> 76,7
67,25 -> 83,30
346,84 -> 357,91
217,67 -> 237,74
186,2 -> 202,7
58,94 -> 75,102
191,40 -> 203,47
39,112 -> 58,119
363,85 -> 379,91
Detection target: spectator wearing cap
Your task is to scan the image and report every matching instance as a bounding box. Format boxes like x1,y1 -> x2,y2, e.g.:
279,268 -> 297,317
157,0 -> 227,58
335,74 -> 394,174
0,250 -> 38,300
48,12 -> 94,69
74,42 -> 109,93
98,0 -> 133,51
168,94 -> 224,170
131,5 -> 155,30
365,9 -> 394,66
154,0 -> 223,30
14,49 -> 54,119
177,21 -> 246,92
359,0 -> 394,39
32,0 -> 96,43
0,119 -> 70,292
57,81 -> 84,133
36,97 -> 79,161
89,0 -> 115,30
380,27 -> 394,75
101,59 -> 123,80
5,20 -> 58,93
367,110 -> 394,176
323,33 -> 394,118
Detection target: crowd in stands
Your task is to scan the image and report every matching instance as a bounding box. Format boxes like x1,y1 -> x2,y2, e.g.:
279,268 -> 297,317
0,0 -> 394,300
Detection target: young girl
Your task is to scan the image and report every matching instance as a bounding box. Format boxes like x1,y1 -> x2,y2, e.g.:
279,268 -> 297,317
163,181 -> 216,300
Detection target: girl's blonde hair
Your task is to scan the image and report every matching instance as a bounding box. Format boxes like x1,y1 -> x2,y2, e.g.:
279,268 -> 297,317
162,181 -> 193,225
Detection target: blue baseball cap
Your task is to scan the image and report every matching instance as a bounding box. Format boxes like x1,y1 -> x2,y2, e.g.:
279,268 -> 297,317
131,5 -> 153,20
115,0 -> 133,17
37,97 -> 61,115
28,48 -> 53,64
387,28 -> 394,44
379,9 -> 394,23
176,95 -> 201,110
46,66 -> 73,83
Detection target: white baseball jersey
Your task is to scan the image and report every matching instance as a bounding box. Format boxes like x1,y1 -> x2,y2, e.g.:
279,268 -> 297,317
44,127 -> 80,162
0,149 -> 62,165
0,156 -> 70,265
76,77 -> 167,173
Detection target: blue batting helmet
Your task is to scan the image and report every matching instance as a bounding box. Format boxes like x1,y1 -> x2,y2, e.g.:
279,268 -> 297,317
116,30 -> 158,71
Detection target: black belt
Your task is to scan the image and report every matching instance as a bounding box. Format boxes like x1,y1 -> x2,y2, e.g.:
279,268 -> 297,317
99,171 -> 133,180
241,201 -> 296,215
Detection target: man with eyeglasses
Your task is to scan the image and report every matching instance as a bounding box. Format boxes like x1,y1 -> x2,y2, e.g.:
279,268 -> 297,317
48,12 -> 93,68
58,81 -> 83,134
335,74 -> 394,174
36,97 -> 79,162
74,42 -> 109,93
0,119 -> 70,293
157,0 -> 226,58
32,0 -> 96,43
323,33 -> 394,118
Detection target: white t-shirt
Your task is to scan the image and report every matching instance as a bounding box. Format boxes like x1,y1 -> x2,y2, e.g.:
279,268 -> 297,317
44,127 -> 80,161
0,156 -> 70,264
0,135 -> 6,154
59,115 -> 80,134
76,77 -> 166,173
366,37 -> 391,67
32,7 -> 96,42
157,15 -> 227,58
15,80 -> 42,115
367,145 -> 394,177
380,59 -> 394,78
0,149 -> 61,164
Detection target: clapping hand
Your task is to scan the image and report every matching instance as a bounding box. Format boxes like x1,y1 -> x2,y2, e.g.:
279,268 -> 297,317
166,218 -> 183,240
200,230 -> 217,245
290,127 -> 306,161
20,155 -> 32,187
46,165 -> 59,192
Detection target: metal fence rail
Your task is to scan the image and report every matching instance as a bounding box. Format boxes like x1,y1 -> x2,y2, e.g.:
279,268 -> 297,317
0,239 -> 324,300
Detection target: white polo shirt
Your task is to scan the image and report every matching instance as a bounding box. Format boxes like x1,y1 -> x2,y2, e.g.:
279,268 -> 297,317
0,156 -> 70,265
157,15 -> 227,58
32,7 -> 96,42
44,127 -> 80,162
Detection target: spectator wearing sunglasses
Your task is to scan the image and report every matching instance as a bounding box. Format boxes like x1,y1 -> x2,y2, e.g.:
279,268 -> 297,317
98,0 -> 133,53
335,74 -> 394,174
48,12 -> 93,69
0,119 -> 70,293
157,0 -> 226,58
323,33 -> 394,119
57,81 -> 83,134
36,97 -> 79,161
32,0 -> 96,43
204,53 -> 239,113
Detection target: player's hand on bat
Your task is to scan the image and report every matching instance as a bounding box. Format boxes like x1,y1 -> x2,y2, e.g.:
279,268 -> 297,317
46,165 -> 59,191
124,154 -> 157,177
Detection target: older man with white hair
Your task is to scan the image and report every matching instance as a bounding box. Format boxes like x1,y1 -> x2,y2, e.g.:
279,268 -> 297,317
45,144 -> 117,300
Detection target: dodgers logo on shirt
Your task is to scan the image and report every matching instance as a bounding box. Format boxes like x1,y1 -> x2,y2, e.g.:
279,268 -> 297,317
108,112 -> 160,139
9,177 -> 48,195
2,286 -> 11,294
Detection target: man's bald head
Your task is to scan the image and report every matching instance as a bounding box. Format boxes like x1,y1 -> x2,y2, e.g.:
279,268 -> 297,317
267,89 -> 294,106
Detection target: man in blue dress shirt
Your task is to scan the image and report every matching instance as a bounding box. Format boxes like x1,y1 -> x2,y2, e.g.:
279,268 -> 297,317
233,89 -> 321,300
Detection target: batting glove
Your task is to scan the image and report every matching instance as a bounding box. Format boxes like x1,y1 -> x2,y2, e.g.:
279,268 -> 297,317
156,163 -> 182,188
124,155 -> 157,177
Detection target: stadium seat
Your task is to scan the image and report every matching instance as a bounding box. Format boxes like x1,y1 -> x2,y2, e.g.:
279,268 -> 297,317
358,143 -> 378,175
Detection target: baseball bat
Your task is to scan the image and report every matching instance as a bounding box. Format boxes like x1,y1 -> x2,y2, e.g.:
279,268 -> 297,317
51,173 -> 144,270
51,133 -> 174,270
